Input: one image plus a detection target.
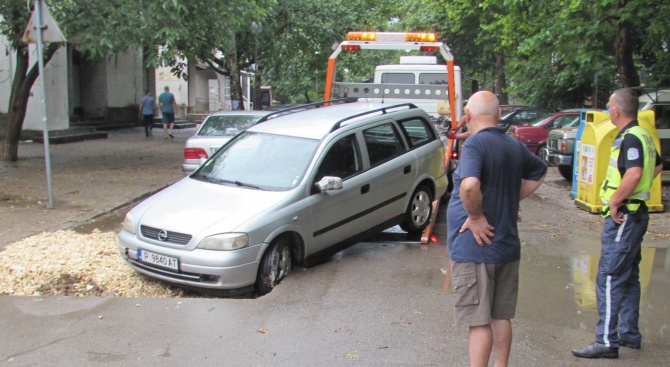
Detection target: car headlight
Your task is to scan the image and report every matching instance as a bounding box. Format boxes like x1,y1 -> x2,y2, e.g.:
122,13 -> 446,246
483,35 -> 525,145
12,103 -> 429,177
197,233 -> 249,251
122,212 -> 135,234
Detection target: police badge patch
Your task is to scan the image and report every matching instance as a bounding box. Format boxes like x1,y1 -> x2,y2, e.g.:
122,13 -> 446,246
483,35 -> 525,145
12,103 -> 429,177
627,147 -> 640,160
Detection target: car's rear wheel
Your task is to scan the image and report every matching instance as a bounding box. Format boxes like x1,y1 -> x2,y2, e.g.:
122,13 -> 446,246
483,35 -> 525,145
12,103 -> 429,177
256,237 -> 292,295
400,184 -> 433,234
558,164 -> 573,181
537,145 -> 549,163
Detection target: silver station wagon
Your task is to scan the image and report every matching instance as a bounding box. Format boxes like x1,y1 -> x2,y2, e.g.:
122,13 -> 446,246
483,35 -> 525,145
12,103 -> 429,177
118,101 -> 448,295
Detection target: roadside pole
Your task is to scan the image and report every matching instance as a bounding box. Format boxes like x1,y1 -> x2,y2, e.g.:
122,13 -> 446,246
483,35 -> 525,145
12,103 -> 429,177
22,0 -> 66,209
35,0 -> 53,208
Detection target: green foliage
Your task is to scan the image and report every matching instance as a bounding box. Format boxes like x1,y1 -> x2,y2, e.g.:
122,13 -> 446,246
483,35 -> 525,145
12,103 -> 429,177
2,0 -> 670,109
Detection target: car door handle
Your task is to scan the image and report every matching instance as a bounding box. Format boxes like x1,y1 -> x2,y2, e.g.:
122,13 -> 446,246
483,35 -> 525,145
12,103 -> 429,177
404,165 -> 411,174
361,184 -> 370,194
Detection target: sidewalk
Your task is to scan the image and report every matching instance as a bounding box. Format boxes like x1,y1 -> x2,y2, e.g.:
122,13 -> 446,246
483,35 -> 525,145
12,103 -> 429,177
0,126 -> 193,249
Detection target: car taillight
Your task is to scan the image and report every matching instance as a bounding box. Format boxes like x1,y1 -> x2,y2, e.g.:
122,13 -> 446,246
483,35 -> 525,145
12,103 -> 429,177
450,150 -> 459,160
184,148 -> 208,160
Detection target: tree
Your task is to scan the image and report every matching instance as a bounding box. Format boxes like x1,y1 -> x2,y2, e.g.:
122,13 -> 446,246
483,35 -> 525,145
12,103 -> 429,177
0,0 -> 266,161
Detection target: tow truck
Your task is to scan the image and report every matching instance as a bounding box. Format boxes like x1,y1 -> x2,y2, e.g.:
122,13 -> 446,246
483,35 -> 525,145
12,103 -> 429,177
324,31 -> 463,243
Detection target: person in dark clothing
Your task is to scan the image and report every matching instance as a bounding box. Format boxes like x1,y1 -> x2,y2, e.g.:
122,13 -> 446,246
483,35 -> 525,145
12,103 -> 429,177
447,91 -> 547,367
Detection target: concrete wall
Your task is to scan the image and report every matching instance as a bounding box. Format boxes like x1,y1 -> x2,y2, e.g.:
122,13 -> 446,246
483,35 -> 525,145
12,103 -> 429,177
0,37 -> 69,130
106,49 -> 143,122
79,56 -> 108,119
25,46 -> 69,130
0,37 -> 12,114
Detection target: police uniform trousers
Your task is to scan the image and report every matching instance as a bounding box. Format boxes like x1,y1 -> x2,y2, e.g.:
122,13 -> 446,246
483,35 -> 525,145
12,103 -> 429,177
595,210 -> 648,348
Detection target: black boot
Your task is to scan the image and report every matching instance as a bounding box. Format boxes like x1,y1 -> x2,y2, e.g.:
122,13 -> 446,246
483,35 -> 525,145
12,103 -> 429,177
571,342 -> 618,359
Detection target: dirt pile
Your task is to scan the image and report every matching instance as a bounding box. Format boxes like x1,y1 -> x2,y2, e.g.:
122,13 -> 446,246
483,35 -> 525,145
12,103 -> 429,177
0,230 -> 188,297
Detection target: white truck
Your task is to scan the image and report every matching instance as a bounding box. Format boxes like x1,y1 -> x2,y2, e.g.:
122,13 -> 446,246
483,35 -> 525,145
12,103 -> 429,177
368,55 -> 463,124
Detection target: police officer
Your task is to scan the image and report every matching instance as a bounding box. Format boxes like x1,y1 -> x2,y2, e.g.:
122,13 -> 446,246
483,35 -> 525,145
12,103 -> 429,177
572,88 -> 663,359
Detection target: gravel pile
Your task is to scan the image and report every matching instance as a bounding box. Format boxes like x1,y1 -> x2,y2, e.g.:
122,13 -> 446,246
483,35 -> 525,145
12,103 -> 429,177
0,230 -> 190,297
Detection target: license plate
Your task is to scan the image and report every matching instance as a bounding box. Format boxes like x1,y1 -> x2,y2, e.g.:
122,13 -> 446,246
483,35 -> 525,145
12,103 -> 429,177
137,249 -> 179,271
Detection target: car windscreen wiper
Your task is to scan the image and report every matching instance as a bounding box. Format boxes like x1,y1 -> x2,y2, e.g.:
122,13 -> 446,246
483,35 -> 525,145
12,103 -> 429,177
191,173 -> 260,190
233,180 -> 260,190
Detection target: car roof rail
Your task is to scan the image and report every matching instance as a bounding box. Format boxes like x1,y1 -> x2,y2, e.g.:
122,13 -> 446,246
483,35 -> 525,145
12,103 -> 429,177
255,98 -> 358,124
330,103 -> 419,132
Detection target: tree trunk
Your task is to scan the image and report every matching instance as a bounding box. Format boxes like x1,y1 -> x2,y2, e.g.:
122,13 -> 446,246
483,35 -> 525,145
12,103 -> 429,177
495,52 -> 508,104
223,32 -> 243,111
613,21 -> 639,88
1,44 -> 59,162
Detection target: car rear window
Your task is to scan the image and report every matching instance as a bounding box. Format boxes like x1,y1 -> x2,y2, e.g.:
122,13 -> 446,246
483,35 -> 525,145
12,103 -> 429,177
198,114 -> 265,136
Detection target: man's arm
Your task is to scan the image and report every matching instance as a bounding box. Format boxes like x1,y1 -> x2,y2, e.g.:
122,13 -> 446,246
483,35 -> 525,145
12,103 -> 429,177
608,166 -> 642,223
459,176 -> 494,245
520,173 -> 546,200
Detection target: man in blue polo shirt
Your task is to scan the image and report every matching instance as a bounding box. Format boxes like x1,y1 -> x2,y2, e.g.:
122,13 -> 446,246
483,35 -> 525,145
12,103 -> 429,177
447,91 -> 547,367
158,86 -> 178,139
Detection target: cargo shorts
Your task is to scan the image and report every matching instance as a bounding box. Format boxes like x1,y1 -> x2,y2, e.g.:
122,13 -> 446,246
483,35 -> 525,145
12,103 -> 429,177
451,260 -> 520,327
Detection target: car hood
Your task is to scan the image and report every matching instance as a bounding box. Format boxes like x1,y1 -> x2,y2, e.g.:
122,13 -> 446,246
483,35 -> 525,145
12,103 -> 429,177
134,178 -> 290,235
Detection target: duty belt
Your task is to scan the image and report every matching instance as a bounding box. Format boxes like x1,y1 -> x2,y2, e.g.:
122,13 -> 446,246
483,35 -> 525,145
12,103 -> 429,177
601,199 -> 647,218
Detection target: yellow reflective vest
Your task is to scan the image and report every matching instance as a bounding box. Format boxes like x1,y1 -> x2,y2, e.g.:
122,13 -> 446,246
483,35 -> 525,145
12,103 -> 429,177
600,125 -> 656,215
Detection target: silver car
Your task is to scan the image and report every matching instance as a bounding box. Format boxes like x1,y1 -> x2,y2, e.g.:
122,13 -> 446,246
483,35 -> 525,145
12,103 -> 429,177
182,110 -> 272,174
118,101 -> 448,295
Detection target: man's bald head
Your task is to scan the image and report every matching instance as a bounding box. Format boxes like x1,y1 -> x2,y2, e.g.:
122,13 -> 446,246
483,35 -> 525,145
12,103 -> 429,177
464,91 -> 500,133
466,91 -> 500,116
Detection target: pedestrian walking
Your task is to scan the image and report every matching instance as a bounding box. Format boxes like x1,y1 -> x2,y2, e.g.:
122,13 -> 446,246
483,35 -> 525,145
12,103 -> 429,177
158,86 -> 178,139
139,90 -> 154,137
571,88 -> 663,359
446,91 -> 547,367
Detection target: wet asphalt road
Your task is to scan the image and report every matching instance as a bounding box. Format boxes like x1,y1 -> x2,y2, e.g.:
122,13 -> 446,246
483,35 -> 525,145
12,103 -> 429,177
1,126 -> 669,366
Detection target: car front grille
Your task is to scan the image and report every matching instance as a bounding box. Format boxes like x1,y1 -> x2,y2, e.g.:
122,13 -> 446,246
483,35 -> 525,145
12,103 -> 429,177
547,139 -> 558,151
140,225 -> 192,245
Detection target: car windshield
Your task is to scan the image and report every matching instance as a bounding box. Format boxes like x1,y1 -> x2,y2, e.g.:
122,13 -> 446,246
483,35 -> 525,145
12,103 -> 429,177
530,113 -> 558,126
500,110 -> 516,119
562,115 -> 581,128
192,131 -> 319,191
197,114 -> 266,136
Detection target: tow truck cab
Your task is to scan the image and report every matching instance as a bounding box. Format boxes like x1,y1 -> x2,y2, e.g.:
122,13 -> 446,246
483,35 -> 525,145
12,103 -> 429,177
372,56 -> 463,123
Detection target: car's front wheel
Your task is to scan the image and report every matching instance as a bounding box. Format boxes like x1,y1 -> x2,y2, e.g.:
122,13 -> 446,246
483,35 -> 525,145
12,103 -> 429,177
558,164 -> 573,181
400,184 -> 433,234
256,237 -> 292,295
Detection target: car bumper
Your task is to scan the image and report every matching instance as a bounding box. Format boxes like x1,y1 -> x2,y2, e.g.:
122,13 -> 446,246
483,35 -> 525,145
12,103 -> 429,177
546,153 -> 572,167
117,230 -> 263,290
181,163 -> 198,175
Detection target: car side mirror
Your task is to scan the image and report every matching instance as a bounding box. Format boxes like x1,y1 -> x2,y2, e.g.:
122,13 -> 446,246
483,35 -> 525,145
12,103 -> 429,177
316,176 -> 343,192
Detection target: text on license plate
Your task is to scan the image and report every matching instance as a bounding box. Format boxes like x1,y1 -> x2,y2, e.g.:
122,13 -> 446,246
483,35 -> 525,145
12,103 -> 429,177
137,249 -> 179,271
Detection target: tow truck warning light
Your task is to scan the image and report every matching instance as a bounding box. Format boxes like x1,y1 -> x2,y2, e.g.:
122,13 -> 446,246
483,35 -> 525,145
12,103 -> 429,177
341,45 -> 361,51
345,32 -> 437,43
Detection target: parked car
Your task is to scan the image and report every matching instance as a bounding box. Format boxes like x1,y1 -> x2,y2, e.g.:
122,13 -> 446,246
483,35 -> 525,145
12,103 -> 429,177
182,110 -> 272,174
507,110 -> 580,161
118,101 -> 448,295
498,107 -> 554,129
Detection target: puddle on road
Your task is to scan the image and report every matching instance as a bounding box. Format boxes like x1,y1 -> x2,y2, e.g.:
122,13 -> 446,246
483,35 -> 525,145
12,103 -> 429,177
73,210 -> 125,234
519,246 -> 670,347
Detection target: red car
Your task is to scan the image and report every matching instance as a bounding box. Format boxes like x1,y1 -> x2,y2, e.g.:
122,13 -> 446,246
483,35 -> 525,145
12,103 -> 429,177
507,110 -> 581,161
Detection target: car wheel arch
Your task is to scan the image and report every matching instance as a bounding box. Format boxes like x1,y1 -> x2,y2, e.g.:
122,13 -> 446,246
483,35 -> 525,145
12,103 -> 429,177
262,231 -> 304,265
